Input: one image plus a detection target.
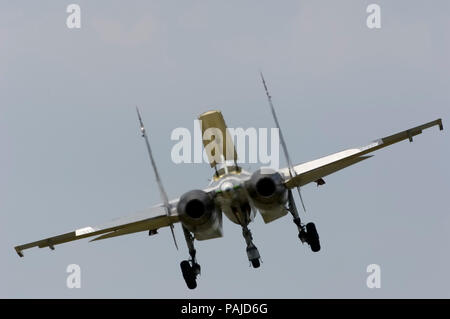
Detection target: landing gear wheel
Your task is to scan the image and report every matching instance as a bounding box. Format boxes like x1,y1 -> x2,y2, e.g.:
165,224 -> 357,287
298,229 -> 308,243
306,222 -> 321,252
251,258 -> 261,268
180,260 -> 197,289
246,244 -> 261,269
191,263 -> 201,276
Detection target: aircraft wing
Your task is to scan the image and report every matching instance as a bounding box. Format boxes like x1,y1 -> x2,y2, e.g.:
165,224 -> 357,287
14,202 -> 180,257
280,119 -> 443,188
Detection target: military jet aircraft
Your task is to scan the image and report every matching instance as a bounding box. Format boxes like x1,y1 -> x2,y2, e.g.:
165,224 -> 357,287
15,74 -> 444,289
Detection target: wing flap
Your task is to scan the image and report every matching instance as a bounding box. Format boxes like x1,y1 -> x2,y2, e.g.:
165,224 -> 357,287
285,155 -> 373,188
281,118 -> 443,188
90,215 -> 170,242
14,204 -> 179,257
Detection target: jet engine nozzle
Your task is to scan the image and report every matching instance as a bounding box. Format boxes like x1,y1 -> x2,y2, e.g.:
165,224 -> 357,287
245,169 -> 288,212
177,190 -> 223,240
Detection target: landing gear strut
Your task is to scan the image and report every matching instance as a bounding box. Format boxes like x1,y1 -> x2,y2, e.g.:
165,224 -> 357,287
233,205 -> 261,268
287,190 -> 321,252
242,225 -> 261,268
180,226 -> 201,289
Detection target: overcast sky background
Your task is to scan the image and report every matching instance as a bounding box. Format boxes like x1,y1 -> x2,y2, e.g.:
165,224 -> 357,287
1,1 -> 449,298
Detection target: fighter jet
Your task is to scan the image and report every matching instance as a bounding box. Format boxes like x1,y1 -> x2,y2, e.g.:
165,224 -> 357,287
14,74 -> 444,289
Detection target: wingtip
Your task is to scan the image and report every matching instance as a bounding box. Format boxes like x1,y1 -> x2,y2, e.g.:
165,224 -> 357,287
14,247 -> 24,258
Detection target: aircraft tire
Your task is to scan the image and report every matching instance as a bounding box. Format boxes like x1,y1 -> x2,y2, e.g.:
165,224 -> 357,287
251,258 -> 260,268
180,261 -> 197,289
306,223 -> 321,252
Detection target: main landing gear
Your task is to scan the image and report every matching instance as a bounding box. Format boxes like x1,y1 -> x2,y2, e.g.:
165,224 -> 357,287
288,190 -> 321,252
180,226 -> 201,289
298,221 -> 321,252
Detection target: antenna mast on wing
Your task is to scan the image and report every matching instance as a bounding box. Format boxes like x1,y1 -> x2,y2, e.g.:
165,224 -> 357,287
260,72 -> 307,212
136,107 -> 179,249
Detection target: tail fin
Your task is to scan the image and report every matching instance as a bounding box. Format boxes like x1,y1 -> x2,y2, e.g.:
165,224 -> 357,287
260,72 -> 307,212
136,107 -> 178,250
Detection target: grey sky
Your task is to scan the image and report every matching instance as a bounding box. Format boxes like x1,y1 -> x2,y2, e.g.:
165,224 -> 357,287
1,1 -> 449,298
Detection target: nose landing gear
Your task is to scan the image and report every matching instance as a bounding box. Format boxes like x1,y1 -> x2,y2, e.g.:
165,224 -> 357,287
232,205 -> 261,268
244,229 -> 261,268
